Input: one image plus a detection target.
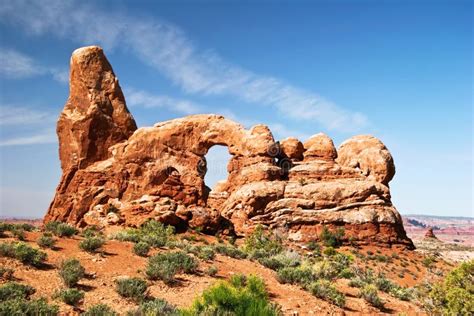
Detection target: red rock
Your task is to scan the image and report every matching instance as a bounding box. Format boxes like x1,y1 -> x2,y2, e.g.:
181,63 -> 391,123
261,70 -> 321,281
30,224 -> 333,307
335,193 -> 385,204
44,46 -> 413,248
424,227 -> 437,239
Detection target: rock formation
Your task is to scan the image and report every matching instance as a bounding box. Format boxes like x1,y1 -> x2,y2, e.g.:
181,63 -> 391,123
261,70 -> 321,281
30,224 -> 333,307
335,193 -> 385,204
45,46 -> 413,248
424,227 -> 438,239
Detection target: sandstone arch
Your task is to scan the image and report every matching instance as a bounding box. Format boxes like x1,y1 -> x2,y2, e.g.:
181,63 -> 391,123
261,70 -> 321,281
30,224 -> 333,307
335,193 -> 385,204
44,46 -> 413,248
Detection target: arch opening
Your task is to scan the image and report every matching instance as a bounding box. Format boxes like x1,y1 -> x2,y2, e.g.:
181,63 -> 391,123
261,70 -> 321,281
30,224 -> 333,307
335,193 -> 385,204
203,145 -> 232,192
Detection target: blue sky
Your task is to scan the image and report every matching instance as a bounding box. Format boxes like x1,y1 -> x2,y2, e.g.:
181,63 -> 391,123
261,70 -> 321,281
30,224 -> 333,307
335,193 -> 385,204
0,0 -> 472,218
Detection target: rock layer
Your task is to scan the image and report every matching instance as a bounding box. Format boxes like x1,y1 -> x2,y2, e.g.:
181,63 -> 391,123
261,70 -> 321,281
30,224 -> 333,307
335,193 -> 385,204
45,46 -> 413,248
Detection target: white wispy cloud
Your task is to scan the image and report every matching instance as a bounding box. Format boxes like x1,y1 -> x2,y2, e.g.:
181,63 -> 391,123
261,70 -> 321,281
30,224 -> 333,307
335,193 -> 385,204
0,105 -> 54,126
0,105 -> 57,146
0,130 -> 56,146
0,0 -> 369,132
0,48 -> 67,83
0,48 -> 43,79
125,88 -> 202,115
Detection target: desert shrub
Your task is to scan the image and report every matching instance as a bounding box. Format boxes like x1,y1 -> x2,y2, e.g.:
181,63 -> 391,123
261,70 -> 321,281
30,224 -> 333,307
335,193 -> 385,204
320,227 -> 344,248
187,245 -> 215,261
213,243 -> 247,259
0,298 -> 59,315
420,259 -> 473,314
45,221 -> 77,237
196,246 -> 215,261
37,233 -> 56,249
0,267 -> 14,281
54,288 -> 84,306
113,220 -> 174,248
81,226 -> 102,238
0,222 -> 35,234
349,277 -> 365,288
146,251 -> 198,284
360,284 -> 384,308
59,258 -> 85,287
244,225 -> 283,256
181,274 -> 281,316
0,282 -> 35,301
82,304 -> 117,316
0,242 -> 46,267
115,277 -> 147,302
313,260 -> 339,280
133,242 -> 150,257
206,265 -> 218,277
306,280 -> 345,307
258,250 -> 301,271
422,256 -> 436,268
127,298 -> 178,316
11,228 -> 26,241
306,240 -> 319,251
272,251 -> 301,267
79,236 -> 105,253
374,274 -> 394,292
389,286 -> 413,301
276,266 -> 314,285
56,223 -> 78,237
322,246 -> 337,256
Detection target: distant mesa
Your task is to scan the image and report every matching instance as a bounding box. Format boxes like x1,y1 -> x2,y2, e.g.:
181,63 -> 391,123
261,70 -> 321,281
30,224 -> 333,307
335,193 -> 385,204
44,46 -> 414,248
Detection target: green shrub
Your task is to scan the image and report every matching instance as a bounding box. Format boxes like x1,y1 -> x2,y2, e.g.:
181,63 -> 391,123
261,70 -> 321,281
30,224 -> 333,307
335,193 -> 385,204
127,298 -> 179,316
0,298 -> 59,315
0,222 -> 35,234
349,277 -> 365,288
276,266 -> 314,285
306,280 -> 345,307
79,236 -> 105,253
12,228 -> 26,241
206,266 -> 218,277
146,251 -> 198,284
320,227 -> 344,248
133,242 -> 150,257
306,241 -> 319,251
54,288 -> 84,306
59,258 -> 85,287
213,243 -> 247,259
258,250 -> 301,271
422,256 -> 436,268
0,267 -> 14,281
181,274 -> 281,316
82,303 -> 117,316
113,220 -> 174,248
195,246 -> 215,261
389,286 -> 413,301
360,284 -> 384,308
244,225 -> 282,255
81,226 -> 102,238
339,268 -> 354,279
115,277 -> 147,302
422,260 -> 474,314
45,221 -> 77,237
127,298 -> 178,316
37,233 -> 56,249
0,242 -> 46,267
313,260 -> 339,280
0,282 -> 35,301
323,246 -> 337,256
374,274 -> 395,293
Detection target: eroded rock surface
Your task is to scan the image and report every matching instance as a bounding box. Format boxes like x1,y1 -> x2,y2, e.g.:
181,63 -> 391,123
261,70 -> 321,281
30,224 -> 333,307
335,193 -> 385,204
45,46 -> 413,248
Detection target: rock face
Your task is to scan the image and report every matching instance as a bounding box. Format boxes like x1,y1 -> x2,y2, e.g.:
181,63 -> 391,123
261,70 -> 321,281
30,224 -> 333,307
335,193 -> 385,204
45,46 -> 413,248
